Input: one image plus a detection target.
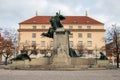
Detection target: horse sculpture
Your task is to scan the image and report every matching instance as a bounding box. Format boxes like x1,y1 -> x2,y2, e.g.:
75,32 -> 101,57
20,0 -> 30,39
41,12 -> 65,38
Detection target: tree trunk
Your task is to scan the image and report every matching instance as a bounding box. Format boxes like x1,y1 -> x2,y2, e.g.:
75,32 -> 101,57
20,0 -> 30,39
4,57 -> 8,65
116,52 -> 119,68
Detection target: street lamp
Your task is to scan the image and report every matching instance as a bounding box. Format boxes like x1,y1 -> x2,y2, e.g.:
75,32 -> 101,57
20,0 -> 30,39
14,40 -> 17,58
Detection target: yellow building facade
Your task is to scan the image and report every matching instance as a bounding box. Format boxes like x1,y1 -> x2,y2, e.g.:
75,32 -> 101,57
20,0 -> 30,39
18,15 -> 105,55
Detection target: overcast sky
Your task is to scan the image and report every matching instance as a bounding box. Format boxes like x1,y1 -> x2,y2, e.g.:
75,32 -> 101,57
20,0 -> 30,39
0,0 -> 120,30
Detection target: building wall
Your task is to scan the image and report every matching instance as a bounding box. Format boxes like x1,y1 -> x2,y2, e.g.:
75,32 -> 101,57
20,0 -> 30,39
18,23 -> 105,52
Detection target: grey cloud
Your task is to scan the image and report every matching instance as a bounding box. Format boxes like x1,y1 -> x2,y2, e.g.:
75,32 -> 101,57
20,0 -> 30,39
0,0 -> 120,29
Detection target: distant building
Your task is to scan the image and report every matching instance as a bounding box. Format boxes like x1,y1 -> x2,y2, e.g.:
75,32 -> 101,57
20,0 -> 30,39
18,15 -> 105,56
106,36 -> 120,60
106,43 -> 113,57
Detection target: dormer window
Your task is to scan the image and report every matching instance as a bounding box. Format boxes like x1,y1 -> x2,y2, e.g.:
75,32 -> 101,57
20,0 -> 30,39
73,20 -> 77,23
33,21 -> 36,23
86,21 -> 90,23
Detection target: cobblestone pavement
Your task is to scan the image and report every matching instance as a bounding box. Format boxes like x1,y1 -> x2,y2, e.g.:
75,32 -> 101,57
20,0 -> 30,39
0,69 -> 120,80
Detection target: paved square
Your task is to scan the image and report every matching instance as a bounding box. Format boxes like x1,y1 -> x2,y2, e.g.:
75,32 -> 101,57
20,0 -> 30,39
0,69 -> 120,80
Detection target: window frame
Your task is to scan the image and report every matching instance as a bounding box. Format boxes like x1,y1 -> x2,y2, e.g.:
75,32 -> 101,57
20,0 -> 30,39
32,33 -> 36,38
41,41 -> 45,47
69,25 -> 73,29
78,26 -> 82,29
78,41 -> 83,46
69,34 -> 73,38
69,41 -> 73,47
78,33 -> 82,38
87,41 -> 92,47
87,26 -> 91,29
32,41 -> 36,46
32,26 -> 37,29
41,25 -> 46,29
50,41 -> 53,47
87,33 -> 92,38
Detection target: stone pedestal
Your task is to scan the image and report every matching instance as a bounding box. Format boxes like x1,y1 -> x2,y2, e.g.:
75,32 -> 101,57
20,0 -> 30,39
51,28 -> 71,65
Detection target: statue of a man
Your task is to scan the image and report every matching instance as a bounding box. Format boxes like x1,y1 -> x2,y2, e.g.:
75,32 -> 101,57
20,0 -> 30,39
50,12 -> 64,28
41,12 -> 65,38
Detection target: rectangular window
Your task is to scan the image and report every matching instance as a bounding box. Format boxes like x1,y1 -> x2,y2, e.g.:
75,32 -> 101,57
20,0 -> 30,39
87,33 -> 92,38
69,34 -> 73,38
88,50 -> 93,54
50,41 -> 53,47
78,33 -> 82,38
33,26 -> 37,29
69,26 -> 73,29
69,41 -> 73,47
78,41 -> 83,46
32,33 -> 36,38
32,41 -> 36,46
42,25 -> 46,29
87,41 -> 92,47
78,26 -> 82,29
87,26 -> 91,29
41,41 -> 45,47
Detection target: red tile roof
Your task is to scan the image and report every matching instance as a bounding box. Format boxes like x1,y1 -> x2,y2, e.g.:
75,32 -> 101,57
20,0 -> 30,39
19,16 -> 104,25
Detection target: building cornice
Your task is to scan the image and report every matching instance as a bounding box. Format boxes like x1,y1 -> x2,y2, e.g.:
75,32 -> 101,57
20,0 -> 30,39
18,29 -> 105,32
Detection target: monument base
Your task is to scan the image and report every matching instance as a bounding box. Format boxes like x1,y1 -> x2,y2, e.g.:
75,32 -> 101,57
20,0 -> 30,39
51,28 -> 71,65
52,51 -> 71,65
5,58 -> 97,70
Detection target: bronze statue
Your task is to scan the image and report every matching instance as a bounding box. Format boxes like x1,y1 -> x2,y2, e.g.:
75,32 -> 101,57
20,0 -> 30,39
41,12 -> 65,38
41,12 -> 78,57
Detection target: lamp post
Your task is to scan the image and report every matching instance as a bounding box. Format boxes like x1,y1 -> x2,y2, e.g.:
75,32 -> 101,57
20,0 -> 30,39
13,38 -> 17,58
94,45 -> 98,64
14,42 -> 17,58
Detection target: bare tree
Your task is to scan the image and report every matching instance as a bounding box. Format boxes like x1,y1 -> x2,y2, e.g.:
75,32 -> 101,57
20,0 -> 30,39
77,45 -> 84,56
76,43 -> 87,57
106,24 -> 120,68
0,28 -> 17,65
0,38 -> 14,65
30,46 -> 37,55
2,28 -> 18,57
2,28 -> 18,42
